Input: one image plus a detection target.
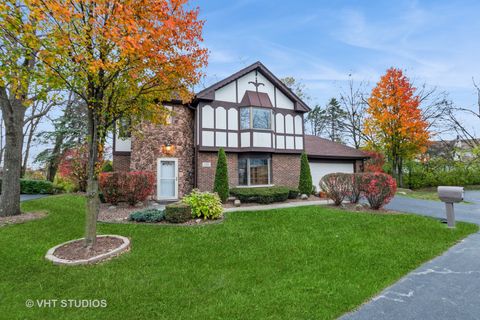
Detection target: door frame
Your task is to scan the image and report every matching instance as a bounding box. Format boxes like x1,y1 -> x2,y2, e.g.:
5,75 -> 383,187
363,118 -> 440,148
157,158 -> 179,200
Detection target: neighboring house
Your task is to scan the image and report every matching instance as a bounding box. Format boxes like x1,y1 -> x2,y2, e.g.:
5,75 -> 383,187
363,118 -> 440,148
427,138 -> 480,162
113,61 -> 369,201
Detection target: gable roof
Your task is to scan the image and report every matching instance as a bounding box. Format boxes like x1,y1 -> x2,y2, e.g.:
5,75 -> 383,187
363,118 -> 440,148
305,135 -> 369,160
195,61 -> 310,112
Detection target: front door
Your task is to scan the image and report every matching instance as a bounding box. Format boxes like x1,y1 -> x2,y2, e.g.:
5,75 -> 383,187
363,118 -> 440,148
157,158 -> 178,200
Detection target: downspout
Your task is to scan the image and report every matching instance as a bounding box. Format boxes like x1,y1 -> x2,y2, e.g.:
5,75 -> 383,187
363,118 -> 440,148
187,102 -> 197,188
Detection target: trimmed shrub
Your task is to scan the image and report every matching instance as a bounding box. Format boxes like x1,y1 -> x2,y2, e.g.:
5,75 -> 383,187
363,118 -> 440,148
165,202 -> 192,223
124,171 -> 155,205
320,173 -> 351,206
298,152 -> 313,195
230,186 -> 290,204
347,173 -> 363,204
360,172 -> 397,209
0,179 -> 55,194
99,172 -> 123,205
99,171 -> 155,205
53,175 -> 78,193
213,148 -> 229,202
20,179 -> 55,194
183,189 -> 223,220
129,209 -> 165,223
288,188 -> 300,199
0,179 -> 56,194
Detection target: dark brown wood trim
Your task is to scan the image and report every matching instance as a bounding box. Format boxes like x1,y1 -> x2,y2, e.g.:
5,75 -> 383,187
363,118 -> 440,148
198,146 -> 302,154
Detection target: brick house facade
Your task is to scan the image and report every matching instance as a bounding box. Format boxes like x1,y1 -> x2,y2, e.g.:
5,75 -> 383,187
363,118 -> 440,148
112,62 -> 368,201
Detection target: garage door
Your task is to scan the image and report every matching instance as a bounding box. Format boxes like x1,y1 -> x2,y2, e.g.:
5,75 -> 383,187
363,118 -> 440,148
309,161 -> 354,190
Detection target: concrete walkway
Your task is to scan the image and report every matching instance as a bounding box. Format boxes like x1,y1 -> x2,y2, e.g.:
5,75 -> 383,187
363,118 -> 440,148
224,199 -> 329,212
342,191 -> 480,320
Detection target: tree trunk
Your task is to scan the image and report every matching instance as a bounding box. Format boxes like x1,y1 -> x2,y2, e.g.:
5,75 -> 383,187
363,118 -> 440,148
0,101 -> 26,217
84,108 -> 99,247
398,157 -> 404,188
46,131 -> 65,182
21,121 -> 36,178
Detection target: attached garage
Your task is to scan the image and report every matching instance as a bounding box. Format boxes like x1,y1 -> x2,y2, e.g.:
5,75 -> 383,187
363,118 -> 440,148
309,161 -> 355,189
304,135 -> 369,190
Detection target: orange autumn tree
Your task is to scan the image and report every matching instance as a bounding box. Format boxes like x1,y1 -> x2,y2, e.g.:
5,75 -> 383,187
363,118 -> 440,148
25,0 -> 208,247
364,68 -> 429,187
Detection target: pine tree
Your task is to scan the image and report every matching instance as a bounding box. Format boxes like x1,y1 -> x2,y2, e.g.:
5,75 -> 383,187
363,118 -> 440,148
213,148 -> 229,202
298,152 -> 313,195
324,98 -> 347,143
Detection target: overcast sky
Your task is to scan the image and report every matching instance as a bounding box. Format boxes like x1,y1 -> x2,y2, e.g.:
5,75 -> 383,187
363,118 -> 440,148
19,0 -> 480,168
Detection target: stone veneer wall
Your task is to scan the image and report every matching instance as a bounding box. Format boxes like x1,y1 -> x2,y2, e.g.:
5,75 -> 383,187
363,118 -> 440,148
112,154 -> 131,172
197,151 -> 238,192
271,153 -> 301,188
129,105 -> 195,199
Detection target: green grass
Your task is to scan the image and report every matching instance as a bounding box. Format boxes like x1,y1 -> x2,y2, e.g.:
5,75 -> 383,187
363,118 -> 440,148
396,188 -> 472,203
0,195 -> 477,320
396,188 -> 441,201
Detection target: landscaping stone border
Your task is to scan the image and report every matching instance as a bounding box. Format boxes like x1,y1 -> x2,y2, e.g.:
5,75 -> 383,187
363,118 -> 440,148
45,235 -> 130,266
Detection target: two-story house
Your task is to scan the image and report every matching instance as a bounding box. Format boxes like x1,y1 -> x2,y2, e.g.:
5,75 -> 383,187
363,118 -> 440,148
113,61 -> 368,201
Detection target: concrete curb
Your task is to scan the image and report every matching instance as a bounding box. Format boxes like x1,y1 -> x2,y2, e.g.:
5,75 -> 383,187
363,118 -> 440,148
45,235 -> 130,266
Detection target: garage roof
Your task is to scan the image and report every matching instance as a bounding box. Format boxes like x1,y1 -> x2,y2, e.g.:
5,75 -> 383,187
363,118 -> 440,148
305,135 -> 369,160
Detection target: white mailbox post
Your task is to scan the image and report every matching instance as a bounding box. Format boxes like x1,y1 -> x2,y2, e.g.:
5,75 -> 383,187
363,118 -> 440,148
437,186 -> 464,228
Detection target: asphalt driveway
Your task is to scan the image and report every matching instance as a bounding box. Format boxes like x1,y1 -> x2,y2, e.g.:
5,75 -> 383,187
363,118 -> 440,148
342,191 -> 480,320
385,190 -> 480,225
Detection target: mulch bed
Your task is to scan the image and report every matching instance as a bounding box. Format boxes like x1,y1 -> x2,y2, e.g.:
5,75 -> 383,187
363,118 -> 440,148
53,236 -> 125,260
98,202 -> 153,223
98,201 -> 223,226
0,211 -> 47,227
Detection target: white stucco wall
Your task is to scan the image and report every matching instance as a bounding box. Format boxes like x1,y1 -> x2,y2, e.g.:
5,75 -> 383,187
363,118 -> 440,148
228,108 -> 238,130
253,132 -> 271,148
202,105 -> 214,128
215,107 -> 227,129
115,137 -> 131,152
241,132 -> 250,147
202,131 -> 214,146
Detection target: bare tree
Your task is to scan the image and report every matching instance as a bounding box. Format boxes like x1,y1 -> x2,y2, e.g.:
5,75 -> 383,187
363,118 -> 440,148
339,76 -> 368,149
445,79 -> 480,149
21,97 -> 57,177
417,83 -> 453,137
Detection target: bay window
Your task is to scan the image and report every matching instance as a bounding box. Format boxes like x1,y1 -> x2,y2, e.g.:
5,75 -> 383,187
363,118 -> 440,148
240,107 -> 272,130
238,154 -> 272,186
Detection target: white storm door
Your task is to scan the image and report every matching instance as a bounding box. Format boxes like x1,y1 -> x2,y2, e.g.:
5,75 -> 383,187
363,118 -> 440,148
157,158 -> 178,200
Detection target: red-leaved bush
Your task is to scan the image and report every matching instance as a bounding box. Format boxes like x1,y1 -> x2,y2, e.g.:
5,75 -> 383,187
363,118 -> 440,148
347,173 -> 363,204
320,173 -> 351,206
360,172 -> 397,209
58,144 -> 89,192
363,150 -> 385,173
99,171 -> 155,205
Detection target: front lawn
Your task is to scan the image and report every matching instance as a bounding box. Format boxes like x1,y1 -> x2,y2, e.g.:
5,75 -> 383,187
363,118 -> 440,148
396,188 -> 442,201
396,188 -> 471,203
0,195 -> 477,319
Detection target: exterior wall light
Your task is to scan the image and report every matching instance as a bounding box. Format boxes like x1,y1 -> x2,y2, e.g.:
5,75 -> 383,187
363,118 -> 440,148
161,143 -> 175,155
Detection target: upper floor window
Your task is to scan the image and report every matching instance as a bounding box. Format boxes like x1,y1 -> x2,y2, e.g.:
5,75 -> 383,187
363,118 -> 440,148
117,118 -> 131,138
240,107 -> 272,130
